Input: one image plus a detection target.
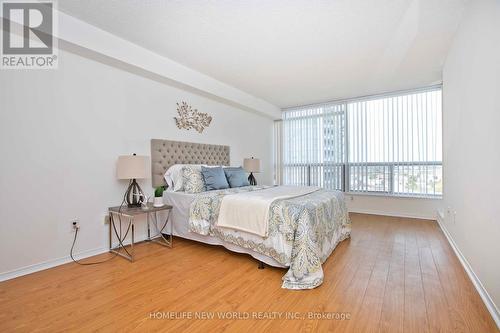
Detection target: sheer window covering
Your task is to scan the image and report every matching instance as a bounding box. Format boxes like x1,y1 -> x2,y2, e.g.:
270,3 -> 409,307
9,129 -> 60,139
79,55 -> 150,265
279,86 -> 443,198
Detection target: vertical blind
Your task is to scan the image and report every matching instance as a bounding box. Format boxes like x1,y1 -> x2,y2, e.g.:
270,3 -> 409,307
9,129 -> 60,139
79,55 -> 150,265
282,103 -> 345,190
273,120 -> 283,185
280,86 -> 442,197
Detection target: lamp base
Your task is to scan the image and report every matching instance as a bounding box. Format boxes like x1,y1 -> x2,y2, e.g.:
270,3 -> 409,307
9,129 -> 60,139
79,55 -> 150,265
125,179 -> 143,207
248,172 -> 257,186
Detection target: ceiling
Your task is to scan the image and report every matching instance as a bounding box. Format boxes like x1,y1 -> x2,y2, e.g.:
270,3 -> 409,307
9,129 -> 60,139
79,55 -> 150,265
58,0 -> 466,108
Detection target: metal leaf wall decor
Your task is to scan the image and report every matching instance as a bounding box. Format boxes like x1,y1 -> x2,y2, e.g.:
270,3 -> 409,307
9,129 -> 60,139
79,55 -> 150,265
174,101 -> 212,133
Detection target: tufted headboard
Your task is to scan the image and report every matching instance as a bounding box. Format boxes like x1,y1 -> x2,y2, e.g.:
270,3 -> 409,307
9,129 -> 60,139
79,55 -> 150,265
150,139 -> 230,187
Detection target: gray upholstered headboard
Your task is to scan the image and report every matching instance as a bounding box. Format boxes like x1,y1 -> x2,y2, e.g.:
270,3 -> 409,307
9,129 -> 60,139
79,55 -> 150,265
150,139 -> 230,187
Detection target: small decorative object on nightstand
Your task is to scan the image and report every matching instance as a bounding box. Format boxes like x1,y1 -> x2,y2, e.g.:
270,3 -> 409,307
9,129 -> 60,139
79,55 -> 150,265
116,154 -> 149,207
243,157 -> 260,185
108,204 -> 173,262
137,193 -> 151,210
153,186 -> 165,207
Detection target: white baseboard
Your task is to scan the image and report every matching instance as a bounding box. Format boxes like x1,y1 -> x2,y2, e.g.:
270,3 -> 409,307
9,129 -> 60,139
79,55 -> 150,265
436,214 -> 500,329
348,208 -> 436,221
0,235 -> 149,282
0,246 -> 108,282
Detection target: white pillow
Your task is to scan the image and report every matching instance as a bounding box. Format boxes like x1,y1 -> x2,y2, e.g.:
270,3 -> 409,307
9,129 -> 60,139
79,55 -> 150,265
164,164 -> 204,192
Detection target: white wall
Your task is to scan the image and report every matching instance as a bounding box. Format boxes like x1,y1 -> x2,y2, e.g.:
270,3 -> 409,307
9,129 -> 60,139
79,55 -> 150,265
0,47 -> 274,276
442,0 -> 500,317
346,194 -> 441,220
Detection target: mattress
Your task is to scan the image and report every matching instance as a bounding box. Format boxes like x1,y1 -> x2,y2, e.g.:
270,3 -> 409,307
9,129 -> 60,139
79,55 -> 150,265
186,185 -> 351,289
163,190 -> 286,268
164,186 -> 351,289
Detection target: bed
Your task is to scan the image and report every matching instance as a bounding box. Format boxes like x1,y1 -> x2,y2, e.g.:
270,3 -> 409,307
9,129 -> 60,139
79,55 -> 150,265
151,139 -> 351,289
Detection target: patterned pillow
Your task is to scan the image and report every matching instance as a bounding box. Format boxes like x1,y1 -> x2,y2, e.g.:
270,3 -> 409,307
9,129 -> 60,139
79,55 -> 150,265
164,164 -> 204,192
182,166 -> 205,193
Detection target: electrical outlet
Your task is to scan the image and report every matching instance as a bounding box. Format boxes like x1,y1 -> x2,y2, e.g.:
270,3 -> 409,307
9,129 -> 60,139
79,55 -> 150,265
71,219 -> 80,231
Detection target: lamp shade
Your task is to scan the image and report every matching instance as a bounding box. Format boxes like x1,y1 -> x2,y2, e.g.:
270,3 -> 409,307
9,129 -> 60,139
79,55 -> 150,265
116,155 -> 150,180
243,157 -> 260,173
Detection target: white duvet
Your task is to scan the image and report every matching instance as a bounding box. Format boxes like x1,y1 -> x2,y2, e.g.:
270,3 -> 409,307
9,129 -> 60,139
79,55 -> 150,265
215,185 -> 319,237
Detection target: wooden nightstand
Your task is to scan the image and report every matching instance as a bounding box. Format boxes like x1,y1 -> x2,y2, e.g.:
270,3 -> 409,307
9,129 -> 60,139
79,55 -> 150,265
108,204 -> 173,262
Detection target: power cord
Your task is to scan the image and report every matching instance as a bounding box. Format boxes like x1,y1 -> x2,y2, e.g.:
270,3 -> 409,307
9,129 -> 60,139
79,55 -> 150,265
70,184 -> 133,265
70,226 -> 118,265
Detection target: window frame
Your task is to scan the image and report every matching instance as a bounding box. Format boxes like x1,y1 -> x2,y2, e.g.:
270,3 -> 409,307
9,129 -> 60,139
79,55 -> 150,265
280,85 -> 443,199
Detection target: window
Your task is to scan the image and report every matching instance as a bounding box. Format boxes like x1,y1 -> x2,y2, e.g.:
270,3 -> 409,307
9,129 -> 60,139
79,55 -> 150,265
280,86 -> 442,198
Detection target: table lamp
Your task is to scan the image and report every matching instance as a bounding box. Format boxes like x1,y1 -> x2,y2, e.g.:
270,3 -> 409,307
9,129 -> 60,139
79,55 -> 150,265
243,157 -> 260,185
116,154 -> 150,207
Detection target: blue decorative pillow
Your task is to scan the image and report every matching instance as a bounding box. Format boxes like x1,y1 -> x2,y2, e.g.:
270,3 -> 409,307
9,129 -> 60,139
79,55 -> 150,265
201,166 -> 229,190
224,167 -> 250,188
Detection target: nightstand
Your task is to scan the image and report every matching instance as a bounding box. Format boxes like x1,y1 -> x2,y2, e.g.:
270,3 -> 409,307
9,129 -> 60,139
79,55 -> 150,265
108,204 -> 173,262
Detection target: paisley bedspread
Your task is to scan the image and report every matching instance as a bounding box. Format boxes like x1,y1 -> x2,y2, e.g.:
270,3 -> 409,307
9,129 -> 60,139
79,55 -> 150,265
188,185 -> 351,290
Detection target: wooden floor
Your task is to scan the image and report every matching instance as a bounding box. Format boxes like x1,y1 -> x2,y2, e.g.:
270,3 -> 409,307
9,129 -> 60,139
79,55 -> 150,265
0,214 -> 497,332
